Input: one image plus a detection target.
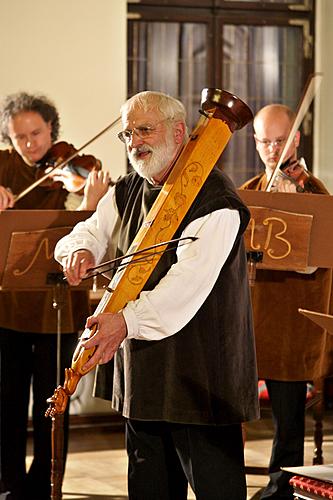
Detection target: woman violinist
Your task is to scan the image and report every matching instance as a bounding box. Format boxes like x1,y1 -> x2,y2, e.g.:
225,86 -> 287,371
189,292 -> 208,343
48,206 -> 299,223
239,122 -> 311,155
0,91 -> 109,500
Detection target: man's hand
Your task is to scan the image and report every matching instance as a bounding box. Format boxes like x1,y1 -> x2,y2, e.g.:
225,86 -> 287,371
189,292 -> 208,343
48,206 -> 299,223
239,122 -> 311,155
80,312 -> 127,371
80,170 -> 111,210
0,186 -> 15,210
271,175 -> 297,193
63,249 -> 95,285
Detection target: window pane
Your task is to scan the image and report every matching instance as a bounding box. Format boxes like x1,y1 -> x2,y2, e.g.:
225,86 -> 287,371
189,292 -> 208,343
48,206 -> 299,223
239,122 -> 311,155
128,21 -> 207,130
221,24 -> 304,186
222,0 -> 308,4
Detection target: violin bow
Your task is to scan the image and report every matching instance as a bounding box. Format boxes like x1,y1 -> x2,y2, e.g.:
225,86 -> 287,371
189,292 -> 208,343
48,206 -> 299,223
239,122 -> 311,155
14,116 -> 121,203
79,236 -> 199,281
265,72 -> 323,192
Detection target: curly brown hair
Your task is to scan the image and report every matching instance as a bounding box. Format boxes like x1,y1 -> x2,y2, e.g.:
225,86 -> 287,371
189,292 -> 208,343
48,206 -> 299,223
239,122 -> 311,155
0,92 -> 60,145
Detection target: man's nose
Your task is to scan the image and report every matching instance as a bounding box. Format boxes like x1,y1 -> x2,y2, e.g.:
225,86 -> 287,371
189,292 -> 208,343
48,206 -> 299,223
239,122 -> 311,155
26,138 -> 33,149
267,144 -> 277,153
268,140 -> 283,151
128,132 -> 143,148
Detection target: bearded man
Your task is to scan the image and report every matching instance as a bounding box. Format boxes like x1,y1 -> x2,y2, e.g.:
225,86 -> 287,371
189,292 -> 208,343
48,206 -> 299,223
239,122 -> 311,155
55,91 -> 259,500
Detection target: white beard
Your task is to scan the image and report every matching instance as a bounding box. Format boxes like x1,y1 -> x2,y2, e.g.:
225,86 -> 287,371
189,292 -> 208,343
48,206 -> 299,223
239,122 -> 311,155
128,132 -> 178,181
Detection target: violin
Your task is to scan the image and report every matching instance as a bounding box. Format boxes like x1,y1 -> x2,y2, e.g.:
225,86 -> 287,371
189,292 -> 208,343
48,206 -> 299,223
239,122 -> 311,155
275,157 -> 310,192
35,141 -> 102,194
14,115 -> 121,204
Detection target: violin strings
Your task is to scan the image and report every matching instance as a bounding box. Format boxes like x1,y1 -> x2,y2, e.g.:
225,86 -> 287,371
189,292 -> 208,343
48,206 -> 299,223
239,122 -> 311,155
80,236 -> 198,281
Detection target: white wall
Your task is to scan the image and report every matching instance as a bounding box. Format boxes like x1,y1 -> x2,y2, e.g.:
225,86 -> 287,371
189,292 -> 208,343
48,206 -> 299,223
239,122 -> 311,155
0,0 -> 127,180
314,0 -> 333,192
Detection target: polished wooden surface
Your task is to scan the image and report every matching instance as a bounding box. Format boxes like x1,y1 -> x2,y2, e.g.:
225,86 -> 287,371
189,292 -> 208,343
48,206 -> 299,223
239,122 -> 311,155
26,412 -> 333,499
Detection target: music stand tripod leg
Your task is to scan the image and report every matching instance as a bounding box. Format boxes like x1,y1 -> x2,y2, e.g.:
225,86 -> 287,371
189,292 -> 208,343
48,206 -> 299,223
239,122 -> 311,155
48,274 -> 67,500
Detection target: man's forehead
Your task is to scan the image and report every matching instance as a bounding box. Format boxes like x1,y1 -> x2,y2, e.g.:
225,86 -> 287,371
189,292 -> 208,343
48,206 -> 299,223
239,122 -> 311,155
123,107 -> 162,127
255,113 -> 291,137
8,111 -> 46,134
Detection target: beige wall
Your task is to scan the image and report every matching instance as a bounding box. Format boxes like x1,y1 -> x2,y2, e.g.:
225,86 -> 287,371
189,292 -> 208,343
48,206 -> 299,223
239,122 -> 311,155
0,0 -> 127,180
314,0 -> 333,192
0,0 -> 127,414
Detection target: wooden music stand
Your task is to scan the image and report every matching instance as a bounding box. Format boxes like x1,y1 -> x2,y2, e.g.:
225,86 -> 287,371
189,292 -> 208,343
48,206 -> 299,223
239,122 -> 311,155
300,306 -> 333,466
299,309 -> 333,334
0,209 -> 96,290
0,209 -> 95,500
238,191 -> 333,474
237,190 -> 333,271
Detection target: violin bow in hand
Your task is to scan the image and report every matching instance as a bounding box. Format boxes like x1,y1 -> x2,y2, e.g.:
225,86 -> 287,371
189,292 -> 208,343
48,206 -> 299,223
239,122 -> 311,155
14,116 -> 121,203
266,73 -> 323,192
80,236 -> 198,282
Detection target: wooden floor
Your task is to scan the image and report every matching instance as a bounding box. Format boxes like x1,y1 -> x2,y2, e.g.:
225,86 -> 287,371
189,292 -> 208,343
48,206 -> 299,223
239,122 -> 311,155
27,412 -> 333,500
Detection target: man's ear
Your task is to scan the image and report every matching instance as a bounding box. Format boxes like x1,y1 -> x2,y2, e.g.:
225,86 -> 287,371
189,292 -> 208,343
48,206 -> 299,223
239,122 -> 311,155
254,135 -> 259,152
174,121 -> 186,145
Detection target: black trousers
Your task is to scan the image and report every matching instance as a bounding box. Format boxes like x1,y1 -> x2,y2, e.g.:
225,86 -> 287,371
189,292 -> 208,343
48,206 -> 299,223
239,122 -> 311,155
0,328 -> 77,500
260,380 -> 307,500
126,418 -> 247,500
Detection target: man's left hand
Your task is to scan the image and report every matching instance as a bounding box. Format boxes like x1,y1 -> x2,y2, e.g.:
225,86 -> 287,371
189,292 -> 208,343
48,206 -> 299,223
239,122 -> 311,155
81,312 -> 127,371
271,176 -> 297,193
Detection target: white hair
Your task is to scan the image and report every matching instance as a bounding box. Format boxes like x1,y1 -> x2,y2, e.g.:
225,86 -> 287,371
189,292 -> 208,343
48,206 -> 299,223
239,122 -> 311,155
120,91 -> 186,124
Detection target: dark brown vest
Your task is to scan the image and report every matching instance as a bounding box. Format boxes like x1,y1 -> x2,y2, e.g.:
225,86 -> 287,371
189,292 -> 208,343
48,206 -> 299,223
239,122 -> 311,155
96,167 -> 259,424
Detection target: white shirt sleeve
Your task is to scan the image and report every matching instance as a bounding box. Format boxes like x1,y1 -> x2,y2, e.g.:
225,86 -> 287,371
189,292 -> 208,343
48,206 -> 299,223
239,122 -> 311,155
123,208 -> 240,341
64,192 -> 84,211
54,186 -> 121,265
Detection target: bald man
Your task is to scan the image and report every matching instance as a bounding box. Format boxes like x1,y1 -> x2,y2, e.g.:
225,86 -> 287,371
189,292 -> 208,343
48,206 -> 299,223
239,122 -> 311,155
243,104 -> 327,193
241,104 -> 332,500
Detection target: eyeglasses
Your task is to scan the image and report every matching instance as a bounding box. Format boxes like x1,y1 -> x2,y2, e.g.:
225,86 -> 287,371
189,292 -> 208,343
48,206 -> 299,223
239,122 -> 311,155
117,119 -> 170,144
255,137 -> 287,149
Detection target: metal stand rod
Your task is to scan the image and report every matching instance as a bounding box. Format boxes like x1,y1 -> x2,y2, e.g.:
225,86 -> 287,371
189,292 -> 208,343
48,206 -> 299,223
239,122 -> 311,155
50,279 -> 66,500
